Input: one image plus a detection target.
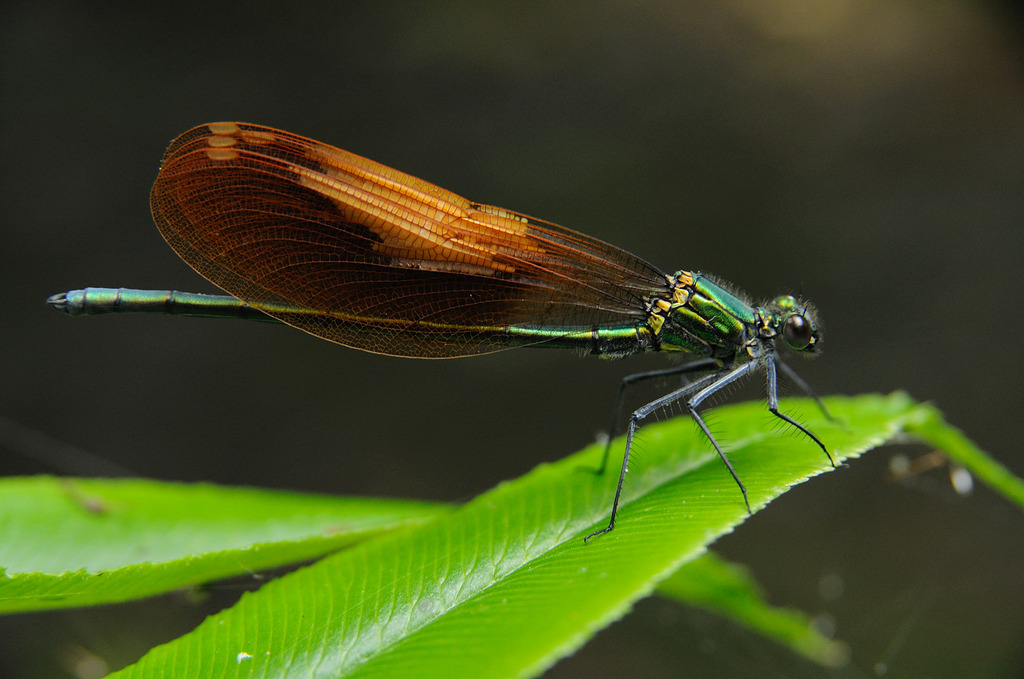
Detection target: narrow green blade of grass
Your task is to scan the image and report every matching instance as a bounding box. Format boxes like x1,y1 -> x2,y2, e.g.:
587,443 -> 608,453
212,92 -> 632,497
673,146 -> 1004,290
656,552 -> 850,667
108,393 -> 933,678
0,477 -> 446,613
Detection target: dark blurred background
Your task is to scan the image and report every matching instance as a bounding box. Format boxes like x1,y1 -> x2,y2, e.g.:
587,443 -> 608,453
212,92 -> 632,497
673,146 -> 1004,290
2,1 -> 1022,677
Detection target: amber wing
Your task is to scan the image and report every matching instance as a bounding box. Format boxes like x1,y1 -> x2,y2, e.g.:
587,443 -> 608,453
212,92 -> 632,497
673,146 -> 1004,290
149,123 -> 668,357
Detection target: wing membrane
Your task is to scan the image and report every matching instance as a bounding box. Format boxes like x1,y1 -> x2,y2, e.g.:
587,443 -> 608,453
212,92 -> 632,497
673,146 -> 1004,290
150,123 -> 668,356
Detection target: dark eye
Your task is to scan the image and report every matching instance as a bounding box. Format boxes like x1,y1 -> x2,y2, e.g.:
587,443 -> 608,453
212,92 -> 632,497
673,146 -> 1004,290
783,315 -> 812,350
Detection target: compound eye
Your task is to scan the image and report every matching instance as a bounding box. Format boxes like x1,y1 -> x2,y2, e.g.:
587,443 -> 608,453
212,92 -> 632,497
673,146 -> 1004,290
783,315 -> 813,350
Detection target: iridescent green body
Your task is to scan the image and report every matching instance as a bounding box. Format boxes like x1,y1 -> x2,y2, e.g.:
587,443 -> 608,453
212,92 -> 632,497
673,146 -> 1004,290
47,122 -> 831,542
50,272 -> 813,359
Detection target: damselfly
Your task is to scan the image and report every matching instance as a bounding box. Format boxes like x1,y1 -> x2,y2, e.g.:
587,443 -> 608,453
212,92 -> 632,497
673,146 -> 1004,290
48,123 -> 833,541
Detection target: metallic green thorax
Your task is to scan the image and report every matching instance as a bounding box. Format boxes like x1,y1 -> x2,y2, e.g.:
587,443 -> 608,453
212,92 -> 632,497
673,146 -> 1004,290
648,272 -> 820,361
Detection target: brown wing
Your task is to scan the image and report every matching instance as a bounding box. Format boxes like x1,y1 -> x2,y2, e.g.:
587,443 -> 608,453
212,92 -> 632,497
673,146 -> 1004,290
149,122 -> 669,357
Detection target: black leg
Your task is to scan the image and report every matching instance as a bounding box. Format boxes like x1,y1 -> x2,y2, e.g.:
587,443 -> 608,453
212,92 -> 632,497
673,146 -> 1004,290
766,358 -> 835,467
596,358 -> 720,475
585,362 -> 754,543
584,354 -> 834,543
683,360 -> 759,514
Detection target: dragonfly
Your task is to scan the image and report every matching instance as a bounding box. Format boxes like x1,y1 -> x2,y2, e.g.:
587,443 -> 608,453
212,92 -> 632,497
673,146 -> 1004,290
48,122 -> 833,542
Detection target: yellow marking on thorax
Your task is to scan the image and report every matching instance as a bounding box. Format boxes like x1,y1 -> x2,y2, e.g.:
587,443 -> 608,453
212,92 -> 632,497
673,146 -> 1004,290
647,311 -> 666,335
672,285 -> 691,307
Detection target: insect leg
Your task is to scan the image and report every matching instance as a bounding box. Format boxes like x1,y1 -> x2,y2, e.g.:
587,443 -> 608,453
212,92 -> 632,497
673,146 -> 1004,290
596,358 -> 721,474
585,364 -> 750,542
766,358 -> 835,466
684,361 -> 760,513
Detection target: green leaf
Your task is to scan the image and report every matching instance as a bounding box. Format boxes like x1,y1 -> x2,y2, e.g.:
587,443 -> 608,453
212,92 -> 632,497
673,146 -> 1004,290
656,552 -> 850,667
106,393 -> 934,678
0,477 -> 446,613
902,404 -> 1024,511
7,393 -> 1015,676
